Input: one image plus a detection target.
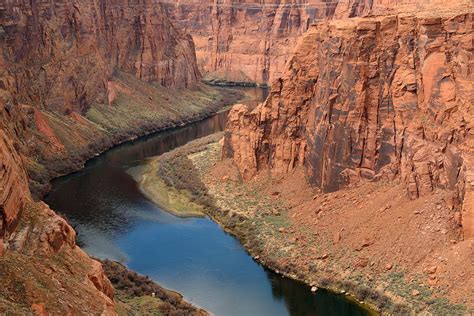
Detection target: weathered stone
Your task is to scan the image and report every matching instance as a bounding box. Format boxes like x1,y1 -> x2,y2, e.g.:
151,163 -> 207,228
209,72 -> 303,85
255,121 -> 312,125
224,12 -> 473,239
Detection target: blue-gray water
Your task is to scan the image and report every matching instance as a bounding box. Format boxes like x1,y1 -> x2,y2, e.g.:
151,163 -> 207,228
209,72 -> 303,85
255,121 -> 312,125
45,87 -> 371,316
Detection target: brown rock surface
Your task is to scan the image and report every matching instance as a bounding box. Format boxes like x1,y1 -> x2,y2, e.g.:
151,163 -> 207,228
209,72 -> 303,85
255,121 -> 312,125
1,200 -> 115,315
1,0 -> 200,114
0,91 -> 30,238
165,0 -> 339,85
224,10 -> 474,238
165,0 -> 471,86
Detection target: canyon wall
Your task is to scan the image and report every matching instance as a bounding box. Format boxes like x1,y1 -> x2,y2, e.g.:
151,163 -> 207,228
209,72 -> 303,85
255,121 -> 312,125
0,0 -> 224,197
0,79 -> 115,315
0,0 -> 200,115
224,10 -> 473,238
165,0 -> 460,86
165,0 -> 339,85
0,0 -> 206,313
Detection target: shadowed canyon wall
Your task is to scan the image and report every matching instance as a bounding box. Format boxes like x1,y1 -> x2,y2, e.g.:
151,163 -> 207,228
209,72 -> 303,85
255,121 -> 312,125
0,0 -> 204,313
224,10 -> 474,239
1,0 -> 200,114
0,0 -> 211,196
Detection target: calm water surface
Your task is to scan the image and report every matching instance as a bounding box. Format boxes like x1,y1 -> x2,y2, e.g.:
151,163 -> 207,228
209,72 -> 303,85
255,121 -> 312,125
46,87 -> 372,316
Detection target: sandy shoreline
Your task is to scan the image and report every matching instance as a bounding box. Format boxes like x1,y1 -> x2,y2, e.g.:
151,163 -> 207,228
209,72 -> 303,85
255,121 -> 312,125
138,157 -> 206,218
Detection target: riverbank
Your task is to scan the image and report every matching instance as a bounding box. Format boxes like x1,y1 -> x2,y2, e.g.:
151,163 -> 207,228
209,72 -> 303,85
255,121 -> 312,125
101,259 -> 208,316
138,158 -> 206,218
30,71 -> 243,198
139,134 -> 473,315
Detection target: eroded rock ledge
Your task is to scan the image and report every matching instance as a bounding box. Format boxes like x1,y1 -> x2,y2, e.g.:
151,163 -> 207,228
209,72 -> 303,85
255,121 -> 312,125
224,11 -> 474,239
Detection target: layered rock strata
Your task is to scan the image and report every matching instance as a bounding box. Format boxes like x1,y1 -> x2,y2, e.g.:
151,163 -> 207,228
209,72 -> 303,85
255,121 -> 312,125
165,0 -> 339,85
224,11 -> 474,238
0,94 -> 115,313
165,0 -> 471,85
0,0 -> 218,313
0,0 -> 200,115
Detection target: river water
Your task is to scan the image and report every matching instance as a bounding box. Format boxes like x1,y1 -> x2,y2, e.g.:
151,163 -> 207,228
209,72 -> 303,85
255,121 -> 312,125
45,87 -> 372,316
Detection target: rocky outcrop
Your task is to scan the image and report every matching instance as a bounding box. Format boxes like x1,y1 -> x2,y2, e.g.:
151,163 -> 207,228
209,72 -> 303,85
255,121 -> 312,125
0,129 -> 28,238
224,11 -> 473,238
0,72 -> 115,315
2,201 -> 115,315
0,86 -> 30,239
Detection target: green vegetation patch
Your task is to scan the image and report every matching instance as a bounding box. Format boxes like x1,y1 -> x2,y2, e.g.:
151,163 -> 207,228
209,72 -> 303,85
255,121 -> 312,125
102,259 -> 206,316
139,159 -> 205,218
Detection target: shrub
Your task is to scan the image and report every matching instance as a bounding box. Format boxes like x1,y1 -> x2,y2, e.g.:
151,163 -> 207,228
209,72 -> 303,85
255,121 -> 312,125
101,259 -> 201,314
354,285 -> 371,301
319,277 -> 332,287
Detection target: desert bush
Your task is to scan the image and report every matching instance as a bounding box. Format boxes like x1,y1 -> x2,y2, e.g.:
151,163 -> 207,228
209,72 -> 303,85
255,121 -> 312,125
319,277 -> 332,287
354,285 -> 371,301
391,303 -> 411,315
101,260 -> 202,315
375,295 -> 391,310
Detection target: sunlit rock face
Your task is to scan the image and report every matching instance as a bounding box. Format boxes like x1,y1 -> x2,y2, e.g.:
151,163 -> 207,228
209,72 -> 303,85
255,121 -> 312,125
224,10 -> 473,238
165,0 -> 339,86
165,0 -> 469,86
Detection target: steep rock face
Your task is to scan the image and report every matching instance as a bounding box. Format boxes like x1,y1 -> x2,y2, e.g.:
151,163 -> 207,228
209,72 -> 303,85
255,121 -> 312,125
0,0 -> 219,196
0,91 -> 114,313
165,0 -> 465,86
165,0 -> 340,85
0,1 -> 204,313
224,12 -> 473,238
0,94 -> 29,238
0,0 -> 200,115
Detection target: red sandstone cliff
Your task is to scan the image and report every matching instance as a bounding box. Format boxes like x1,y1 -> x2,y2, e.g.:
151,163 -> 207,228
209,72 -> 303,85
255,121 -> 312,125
165,0 -> 470,86
0,0 -> 207,313
165,0 -> 339,85
0,89 -> 115,314
0,0 -> 199,114
224,10 -> 474,239
0,0 -> 238,197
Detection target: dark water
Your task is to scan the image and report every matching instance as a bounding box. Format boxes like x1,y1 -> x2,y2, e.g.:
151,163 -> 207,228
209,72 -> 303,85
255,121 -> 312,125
45,87 -> 372,316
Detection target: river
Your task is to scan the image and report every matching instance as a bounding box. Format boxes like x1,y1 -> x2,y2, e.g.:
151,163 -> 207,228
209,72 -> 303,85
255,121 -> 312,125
45,87 -> 372,316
